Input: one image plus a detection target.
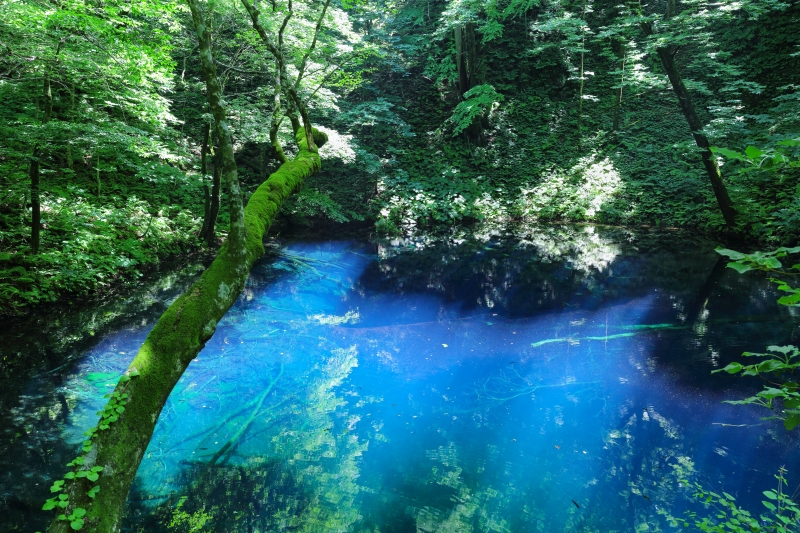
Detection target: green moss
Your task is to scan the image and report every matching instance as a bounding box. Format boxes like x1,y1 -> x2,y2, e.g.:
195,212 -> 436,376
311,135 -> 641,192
48,129 -> 323,533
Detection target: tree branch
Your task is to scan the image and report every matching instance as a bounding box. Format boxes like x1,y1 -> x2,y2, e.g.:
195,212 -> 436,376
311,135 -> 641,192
295,0 -> 331,89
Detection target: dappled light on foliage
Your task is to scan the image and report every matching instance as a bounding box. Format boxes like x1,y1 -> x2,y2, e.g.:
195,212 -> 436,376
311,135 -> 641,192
0,0 -> 799,530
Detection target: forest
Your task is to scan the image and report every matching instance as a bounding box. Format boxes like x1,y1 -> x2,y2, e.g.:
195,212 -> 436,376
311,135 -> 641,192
1,0 -> 799,531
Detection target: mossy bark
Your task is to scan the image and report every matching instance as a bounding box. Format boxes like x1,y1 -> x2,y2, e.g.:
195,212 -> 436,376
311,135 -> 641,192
46,1 -> 327,531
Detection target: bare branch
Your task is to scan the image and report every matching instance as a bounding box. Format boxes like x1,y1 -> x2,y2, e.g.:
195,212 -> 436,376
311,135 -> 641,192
295,0 -> 331,89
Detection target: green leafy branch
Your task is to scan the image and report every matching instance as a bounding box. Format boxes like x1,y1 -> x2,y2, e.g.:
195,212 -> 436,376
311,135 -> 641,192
716,247 -> 800,306
667,468 -> 800,532
447,84 -> 503,136
38,369 -> 139,531
715,346 -> 800,431
711,139 -> 800,172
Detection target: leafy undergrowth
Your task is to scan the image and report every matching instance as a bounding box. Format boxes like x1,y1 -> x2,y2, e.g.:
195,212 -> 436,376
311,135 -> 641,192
0,189 -> 205,316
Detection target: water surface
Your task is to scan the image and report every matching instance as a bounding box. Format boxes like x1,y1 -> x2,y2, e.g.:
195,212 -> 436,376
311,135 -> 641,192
2,225 -> 799,532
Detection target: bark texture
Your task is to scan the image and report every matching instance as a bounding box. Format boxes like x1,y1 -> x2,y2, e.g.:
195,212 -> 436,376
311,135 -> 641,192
46,1 -> 327,531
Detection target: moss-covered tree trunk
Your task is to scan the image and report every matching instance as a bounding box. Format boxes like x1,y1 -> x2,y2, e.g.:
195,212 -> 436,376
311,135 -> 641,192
45,1 -> 325,531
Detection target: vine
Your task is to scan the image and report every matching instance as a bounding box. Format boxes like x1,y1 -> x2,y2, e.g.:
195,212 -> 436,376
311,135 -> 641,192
37,369 -> 139,531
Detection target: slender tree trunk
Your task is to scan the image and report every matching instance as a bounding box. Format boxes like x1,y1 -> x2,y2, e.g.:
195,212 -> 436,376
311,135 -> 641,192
453,23 -> 483,142
578,0 -> 587,143
206,143 -> 222,246
270,67 -> 288,164
29,149 -> 40,254
640,0 -> 737,227
30,73 -> 53,254
66,83 -> 75,170
454,25 -> 469,95
199,123 -> 212,240
45,1 -> 326,530
655,47 -> 736,227
95,151 -> 101,197
612,41 -> 626,132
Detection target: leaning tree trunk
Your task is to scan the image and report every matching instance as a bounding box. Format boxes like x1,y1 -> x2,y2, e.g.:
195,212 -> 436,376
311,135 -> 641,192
45,1 -> 326,531
655,46 -> 737,227
640,0 -> 737,228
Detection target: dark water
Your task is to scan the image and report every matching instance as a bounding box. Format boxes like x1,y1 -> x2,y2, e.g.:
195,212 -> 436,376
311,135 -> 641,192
2,225 -> 799,532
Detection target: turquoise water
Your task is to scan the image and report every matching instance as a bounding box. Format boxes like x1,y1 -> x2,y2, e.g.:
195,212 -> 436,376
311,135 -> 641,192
2,226 -> 799,532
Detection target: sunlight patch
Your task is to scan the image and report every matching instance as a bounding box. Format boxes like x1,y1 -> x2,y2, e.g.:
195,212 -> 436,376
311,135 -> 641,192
316,125 -> 356,163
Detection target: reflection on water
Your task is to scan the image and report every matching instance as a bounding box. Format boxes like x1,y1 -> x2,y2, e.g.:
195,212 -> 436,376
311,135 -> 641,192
2,225 -> 799,532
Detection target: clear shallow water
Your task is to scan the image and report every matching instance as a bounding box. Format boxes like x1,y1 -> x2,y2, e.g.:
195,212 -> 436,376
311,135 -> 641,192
2,226 -> 799,532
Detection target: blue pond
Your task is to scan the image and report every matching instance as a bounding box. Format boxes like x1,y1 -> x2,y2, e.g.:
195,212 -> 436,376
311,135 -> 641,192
2,226 -> 799,532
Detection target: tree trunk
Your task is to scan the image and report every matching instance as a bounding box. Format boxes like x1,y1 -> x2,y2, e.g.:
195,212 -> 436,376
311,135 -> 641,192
199,123 -> 212,239
454,25 -> 469,95
640,0 -> 737,227
30,149 -> 40,254
612,40 -> 626,132
30,73 -> 53,255
205,144 -> 222,246
655,46 -> 737,227
454,23 -> 483,142
95,151 -> 101,197
45,1 -> 326,530
578,42 -> 584,141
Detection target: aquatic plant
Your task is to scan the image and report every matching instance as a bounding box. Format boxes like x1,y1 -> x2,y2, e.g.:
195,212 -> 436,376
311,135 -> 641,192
715,246 -> 800,430
667,467 -> 800,533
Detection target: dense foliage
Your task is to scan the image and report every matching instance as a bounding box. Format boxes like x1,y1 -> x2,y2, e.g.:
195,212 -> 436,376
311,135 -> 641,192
1,0 -> 799,311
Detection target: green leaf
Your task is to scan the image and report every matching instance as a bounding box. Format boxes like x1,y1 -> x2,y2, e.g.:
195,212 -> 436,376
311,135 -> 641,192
756,360 -> 785,373
70,519 -> 85,530
710,147 -> 745,161
745,146 -> 764,160
776,246 -> 800,254
758,388 -> 787,400
718,362 -> 743,374
42,499 -> 57,511
767,345 -> 797,355
726,262 -> 752,274
50,480 -> 65,493
784,413 -> 800,431
715,248 -> 745,260
777,293 -> 800,306
763,500 -> 777,511
763,490 -> 778,500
